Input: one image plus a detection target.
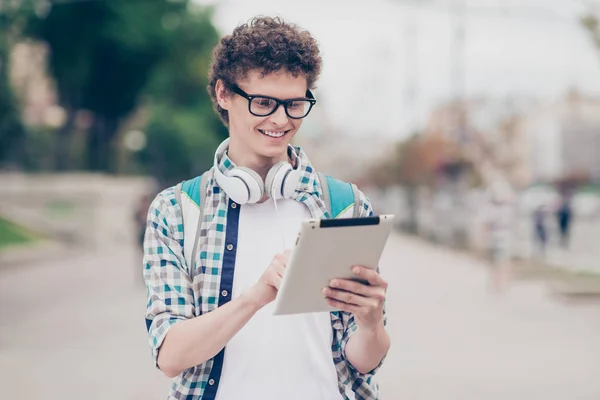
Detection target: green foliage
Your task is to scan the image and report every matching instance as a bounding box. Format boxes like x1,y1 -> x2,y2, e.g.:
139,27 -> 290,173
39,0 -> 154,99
0,0 -> 31,167
140,104 -> 223,187
17,0 -> 226,177
144,6 -> 218,108
24,0 -> 186,170
18,126 -> 57,171
135,4 -> 228,186
0,217 -> 39,249
0,67 -> 25,167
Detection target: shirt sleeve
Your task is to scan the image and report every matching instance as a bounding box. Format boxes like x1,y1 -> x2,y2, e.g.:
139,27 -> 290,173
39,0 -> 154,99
340,187 -> 389,378
143,188 -> 196,367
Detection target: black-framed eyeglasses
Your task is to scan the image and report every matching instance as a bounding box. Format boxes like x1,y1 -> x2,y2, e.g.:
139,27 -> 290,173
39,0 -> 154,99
231,85 -> 317,119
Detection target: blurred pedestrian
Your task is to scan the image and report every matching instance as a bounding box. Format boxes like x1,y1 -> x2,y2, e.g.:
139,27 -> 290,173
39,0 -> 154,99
533,204 -> 548,258
483,183 -> 515,294
555,193 -> 573,249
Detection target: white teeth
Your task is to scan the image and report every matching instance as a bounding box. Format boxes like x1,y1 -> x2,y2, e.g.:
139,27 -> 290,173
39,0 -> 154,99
261,130 -> 286,138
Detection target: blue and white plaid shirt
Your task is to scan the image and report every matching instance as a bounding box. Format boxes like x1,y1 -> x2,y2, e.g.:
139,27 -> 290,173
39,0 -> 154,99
144,145 -> 387,400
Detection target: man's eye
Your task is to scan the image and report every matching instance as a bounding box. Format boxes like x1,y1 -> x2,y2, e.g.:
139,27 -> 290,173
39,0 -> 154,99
255,98 -> 275,108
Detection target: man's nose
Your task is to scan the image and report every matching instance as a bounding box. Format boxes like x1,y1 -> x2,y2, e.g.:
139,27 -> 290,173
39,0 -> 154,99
269,105 -> 289,125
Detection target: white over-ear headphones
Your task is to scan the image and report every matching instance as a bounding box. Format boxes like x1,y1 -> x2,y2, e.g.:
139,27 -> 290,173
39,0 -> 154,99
212,138 -> 302,205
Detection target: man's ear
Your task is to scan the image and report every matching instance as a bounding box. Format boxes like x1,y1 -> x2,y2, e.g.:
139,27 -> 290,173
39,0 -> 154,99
215,79 -> 230,110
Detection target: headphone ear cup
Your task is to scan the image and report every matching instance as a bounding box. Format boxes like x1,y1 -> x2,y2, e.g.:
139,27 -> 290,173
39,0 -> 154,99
214,167 -> 251,205
281,169 -> 301,199
265,162 -> 292,200
231,167 -> 264,203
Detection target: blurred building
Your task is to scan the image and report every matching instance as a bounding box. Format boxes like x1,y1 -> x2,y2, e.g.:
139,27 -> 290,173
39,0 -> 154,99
519,90 -> 600,184
423,92 -> 600,188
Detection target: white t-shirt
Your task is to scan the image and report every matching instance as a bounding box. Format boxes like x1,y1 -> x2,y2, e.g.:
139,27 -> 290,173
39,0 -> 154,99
214,198 -> 341,400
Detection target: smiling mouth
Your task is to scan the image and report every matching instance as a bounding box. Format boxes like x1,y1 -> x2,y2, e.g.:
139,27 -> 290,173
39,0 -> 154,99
258,129 -> 291,138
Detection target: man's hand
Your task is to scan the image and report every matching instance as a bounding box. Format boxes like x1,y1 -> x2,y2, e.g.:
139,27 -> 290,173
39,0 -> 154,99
245,250 -> 291,308
322,266 -> 387,330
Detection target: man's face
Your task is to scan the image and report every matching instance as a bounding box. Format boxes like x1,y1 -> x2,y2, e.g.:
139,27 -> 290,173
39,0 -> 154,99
218,70 -> 308,162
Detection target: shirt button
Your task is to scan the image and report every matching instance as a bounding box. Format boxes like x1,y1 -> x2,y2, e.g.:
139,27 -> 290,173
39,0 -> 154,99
226,244 -> 233,251
231,202 -> 237,209
221,290 -> 228,297
208,379 -> 215,386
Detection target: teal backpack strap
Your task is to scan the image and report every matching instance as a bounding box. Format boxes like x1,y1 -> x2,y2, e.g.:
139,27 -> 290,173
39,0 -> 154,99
351,183 -> 361,218
174,182 -> 184,229
177,169 -> 212,267
190,170 -> 211,265
317,172 -> 332,216
317,172 -> 356,219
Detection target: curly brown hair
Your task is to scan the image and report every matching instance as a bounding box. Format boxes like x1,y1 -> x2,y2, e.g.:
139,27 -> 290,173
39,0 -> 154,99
207,16 -> 322,126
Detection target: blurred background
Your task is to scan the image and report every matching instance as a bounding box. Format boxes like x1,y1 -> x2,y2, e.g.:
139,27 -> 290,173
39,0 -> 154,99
1,0 -> 600,399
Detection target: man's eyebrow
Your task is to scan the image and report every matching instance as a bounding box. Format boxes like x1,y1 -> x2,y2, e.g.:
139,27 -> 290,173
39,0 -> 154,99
243,87 -> 308,98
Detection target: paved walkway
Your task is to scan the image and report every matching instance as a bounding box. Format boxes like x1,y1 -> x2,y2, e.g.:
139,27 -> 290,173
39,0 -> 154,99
377,234 -> 600,400
0,233 -> 598,399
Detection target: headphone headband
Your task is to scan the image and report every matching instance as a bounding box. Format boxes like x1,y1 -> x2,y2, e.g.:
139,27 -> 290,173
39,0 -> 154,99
212,138 -> 301,204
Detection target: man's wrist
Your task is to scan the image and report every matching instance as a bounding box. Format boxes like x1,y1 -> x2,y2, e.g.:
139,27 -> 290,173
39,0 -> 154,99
346,319 -> 390,374
358,319 -> 386,336
239,286 -> 265,313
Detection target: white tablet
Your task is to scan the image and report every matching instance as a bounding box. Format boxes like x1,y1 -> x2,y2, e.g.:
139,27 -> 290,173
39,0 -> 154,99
272,214 -> 394,316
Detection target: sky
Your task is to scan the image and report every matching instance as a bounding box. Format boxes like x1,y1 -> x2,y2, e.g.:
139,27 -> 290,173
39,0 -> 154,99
194,0 -> 600,139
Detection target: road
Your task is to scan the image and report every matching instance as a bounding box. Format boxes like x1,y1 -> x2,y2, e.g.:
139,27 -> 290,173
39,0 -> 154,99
377,235 -> 600,400
1,233 -> 599,399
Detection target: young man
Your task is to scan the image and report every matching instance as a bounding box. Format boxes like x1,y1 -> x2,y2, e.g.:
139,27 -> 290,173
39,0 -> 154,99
143,16 -> 390,400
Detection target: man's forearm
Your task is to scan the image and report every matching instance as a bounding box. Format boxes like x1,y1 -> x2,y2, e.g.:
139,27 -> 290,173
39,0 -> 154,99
345,323 -> 390,374
158,293 -> 261,378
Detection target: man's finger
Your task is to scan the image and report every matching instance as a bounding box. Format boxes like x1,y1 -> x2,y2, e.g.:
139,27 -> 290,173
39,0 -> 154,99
275,253 -> 289,264
273,275 -> 282,290
325,297 -> 359,314
273,262 -> 285,278
352,266 -> 386,287
329,279 -> 385,301
322,287 -> 373,307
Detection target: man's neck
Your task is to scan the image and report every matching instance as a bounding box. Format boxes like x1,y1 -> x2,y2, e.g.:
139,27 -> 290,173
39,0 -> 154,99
227,142 -> 291,204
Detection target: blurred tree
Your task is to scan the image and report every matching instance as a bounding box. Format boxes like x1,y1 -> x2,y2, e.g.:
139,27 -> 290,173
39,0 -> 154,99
25,0 -> 179,171
24,0 -> 225,176
582,14 -> 600,49
367,134 -> 456,188
0,0 -> 31,168
136,4 -> 228,187
365,133 -> 474,232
